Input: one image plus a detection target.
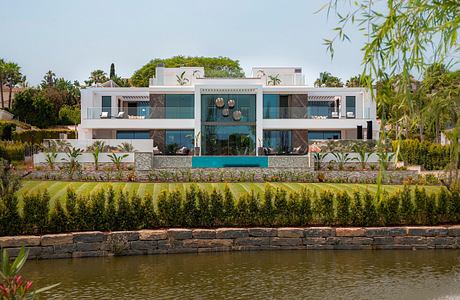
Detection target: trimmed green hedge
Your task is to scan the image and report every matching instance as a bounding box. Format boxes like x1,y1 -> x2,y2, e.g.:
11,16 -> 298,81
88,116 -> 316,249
0,121 -> 16,140
0,141 -> 27,162
12,129 -> 76,144
394,139 -> 452,170
1,185 -> 458,235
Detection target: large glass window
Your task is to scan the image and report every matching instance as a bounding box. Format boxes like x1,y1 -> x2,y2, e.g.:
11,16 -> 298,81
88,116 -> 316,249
202,125 -> 256,156
116,131 -> 150,139
308,131 -> 341,140
263,94 -> 289,118
346,96 -> 356,118
307,101 -> 334,118
165,94 -> 194,118
263,130 -> 292,154
102,96 -> 111,115
201,94 -> 256,123
165,130 -> 194,155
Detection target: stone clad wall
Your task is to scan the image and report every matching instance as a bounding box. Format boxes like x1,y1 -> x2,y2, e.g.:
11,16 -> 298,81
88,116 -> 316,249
1,226 -> 459,260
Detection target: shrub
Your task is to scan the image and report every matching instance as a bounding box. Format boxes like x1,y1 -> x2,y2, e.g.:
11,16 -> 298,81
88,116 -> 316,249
298,189 -> 312,226
350,192 -> 364,226
394,139 -> 451,170
22,191 -> 50,234
399,186 -> 414,224
414,187 -> 427,224
247,191 -> 260,226
183,185 -> 199,227
210,189 -> 224,226
65,188 -> 77,231
131,194 -> 143,229
380,192 -> 400,226
235,193 -> 250,226
317,191 -> 335,225
91,190 -> 107,230
0,194 -> 21,236
362,191 -> 378,226
336,192 -> 351,225
76,196 -> 91,231
12,129 -> 76,144
141,194 -> 157,228
260,185 -> 274,226
197,189 -> 211,227
105,187 -> 117,229
222,185 -> 236,226
0,121 -> 16,140
274,188 -> 288,226
116,192 -> 132,230
49,201 -> 68,233
426,193 -> 437,225
0,141 -> 26,162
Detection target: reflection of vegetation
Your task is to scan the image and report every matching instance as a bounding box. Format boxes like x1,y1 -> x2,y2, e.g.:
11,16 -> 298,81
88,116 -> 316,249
166,143 -> 180,155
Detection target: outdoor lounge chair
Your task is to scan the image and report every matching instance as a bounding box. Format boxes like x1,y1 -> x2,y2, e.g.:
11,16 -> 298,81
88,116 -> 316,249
176,147 -> 190,155
100,111 -> 109,119
116,111 -> 125,119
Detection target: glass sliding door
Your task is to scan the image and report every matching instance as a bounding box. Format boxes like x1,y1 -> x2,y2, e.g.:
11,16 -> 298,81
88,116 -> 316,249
201,94 -> 256,155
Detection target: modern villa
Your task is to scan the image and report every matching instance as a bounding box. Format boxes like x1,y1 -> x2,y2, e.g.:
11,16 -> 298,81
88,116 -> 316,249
77,65 -> 378,167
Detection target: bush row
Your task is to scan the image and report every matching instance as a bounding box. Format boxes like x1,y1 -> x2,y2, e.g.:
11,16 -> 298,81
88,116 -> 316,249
12,129 -> 76,144
394,139 -> 452,170
0,185 -> 459,236
0,141 -> 27,162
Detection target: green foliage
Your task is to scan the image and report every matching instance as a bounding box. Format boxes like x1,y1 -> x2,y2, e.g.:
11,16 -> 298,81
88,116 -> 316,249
0,141 -> 26,162
0,186 -> 458,236
399,186 -> 414,224
59,105 -> 80,125
131,56 -> 245,87
336,191 -> 351,225
314,71 -> 343,87
394,139 -> 452,170
12,88 -> 56,128
12,129 -> 75,144
22,191 -> 50,234
0,121 -> 16,140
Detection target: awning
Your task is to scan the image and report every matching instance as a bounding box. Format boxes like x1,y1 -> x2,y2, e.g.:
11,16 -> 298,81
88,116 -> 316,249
119,96 -> 150,102
308,95 -> 337,101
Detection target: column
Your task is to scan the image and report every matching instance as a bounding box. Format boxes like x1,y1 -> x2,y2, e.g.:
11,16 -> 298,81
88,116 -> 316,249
255,87 -> 263,156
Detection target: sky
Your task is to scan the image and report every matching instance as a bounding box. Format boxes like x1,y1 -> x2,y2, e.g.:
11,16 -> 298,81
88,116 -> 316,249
0,0 -> 369,86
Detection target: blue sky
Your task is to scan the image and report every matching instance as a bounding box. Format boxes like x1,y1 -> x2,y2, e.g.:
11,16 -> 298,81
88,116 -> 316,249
0,0 -> 368,85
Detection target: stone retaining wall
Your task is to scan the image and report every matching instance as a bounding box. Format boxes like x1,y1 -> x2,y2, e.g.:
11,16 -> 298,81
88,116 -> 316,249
2,226 -> 460,260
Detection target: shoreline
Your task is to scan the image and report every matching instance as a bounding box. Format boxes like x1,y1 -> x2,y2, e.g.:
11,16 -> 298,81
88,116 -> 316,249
2,226 -> 460,260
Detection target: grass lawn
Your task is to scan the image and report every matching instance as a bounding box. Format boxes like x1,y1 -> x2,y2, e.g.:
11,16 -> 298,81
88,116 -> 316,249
18,180 -> 443,208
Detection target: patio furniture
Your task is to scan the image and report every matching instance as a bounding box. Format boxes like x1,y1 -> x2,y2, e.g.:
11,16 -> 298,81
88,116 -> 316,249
100,111 -> 109,119
116,111 -> 125,119
153,146 -> 162,155
176,147 -> 190,155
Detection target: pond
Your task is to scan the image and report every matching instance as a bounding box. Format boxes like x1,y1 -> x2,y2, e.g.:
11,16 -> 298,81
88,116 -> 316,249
24,250 -> 460,299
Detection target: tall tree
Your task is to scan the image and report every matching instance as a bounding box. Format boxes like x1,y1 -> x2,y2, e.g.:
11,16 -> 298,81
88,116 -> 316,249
4,62 -> 23,108
110,63 -> 116,79
41,70 -> 56,88
85,70 -> 108,86
0,59 -> 5,109
131,56 -> 245,87
314,71 -> 343,87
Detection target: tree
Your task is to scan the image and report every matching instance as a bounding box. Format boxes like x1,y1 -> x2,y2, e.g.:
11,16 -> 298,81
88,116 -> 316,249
322,0 -> 460,189
314,71 -> 343,87
131,56 -> 245,87
3,62 -> 23,108
12,88 -> 56,128
110,63 -> 116,79
346,74 -> 367,87
59,105 -> 81,126
85,70 -> 108,86
41,70 -> 56,88
0,59 -> 5,109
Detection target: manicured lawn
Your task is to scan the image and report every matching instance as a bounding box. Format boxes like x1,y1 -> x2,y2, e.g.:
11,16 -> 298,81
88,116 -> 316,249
18,180 -> 443,207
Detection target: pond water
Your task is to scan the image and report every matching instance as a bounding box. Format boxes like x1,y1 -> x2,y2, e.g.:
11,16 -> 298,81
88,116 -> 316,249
23,250 -> 460,299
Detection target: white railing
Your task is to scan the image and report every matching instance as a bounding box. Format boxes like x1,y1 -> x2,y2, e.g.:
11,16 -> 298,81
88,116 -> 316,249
43,139 -> 154,152
85,107 -> 194,119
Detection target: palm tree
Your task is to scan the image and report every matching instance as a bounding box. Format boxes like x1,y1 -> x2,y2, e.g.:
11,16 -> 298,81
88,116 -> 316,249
314,71 -> 343,87
117,142 -> 135,152
0,59 -> 5,109
268,74 -> 281,86
91,141 -> 105,171
332,152 -> 352,170
313,152 -> 329,170
61,147 -> 82,178
352,144 -> 371,170
85,70 -> 108,86
4,62 -> 22,108
108,153 -> 129,171
41,70 -> 56,87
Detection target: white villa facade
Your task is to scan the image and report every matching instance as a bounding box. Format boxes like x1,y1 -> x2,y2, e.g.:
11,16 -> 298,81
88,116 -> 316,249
78,65 -> 378,162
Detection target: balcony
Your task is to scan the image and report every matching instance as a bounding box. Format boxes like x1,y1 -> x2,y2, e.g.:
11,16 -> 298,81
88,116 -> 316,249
85,107 -> 194,120
263,107 -> 345,119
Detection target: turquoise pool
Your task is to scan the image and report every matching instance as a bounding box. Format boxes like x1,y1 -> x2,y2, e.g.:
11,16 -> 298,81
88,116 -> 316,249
192,156 -> 268,168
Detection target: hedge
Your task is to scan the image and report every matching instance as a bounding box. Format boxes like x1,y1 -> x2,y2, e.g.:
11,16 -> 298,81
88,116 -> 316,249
0,141 -> 27,162
0,121 -> 16,140
12,129 -> 76,144
0,185 -> 458,235
393,139 -> 452,170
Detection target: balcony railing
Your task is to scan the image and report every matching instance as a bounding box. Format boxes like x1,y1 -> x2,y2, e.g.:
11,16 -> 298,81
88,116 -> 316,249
85,107 -> 194,119
263,107 -> 345,119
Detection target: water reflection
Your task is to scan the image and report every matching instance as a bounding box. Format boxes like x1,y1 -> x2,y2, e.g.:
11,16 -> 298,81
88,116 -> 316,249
23,250 -> 460,299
